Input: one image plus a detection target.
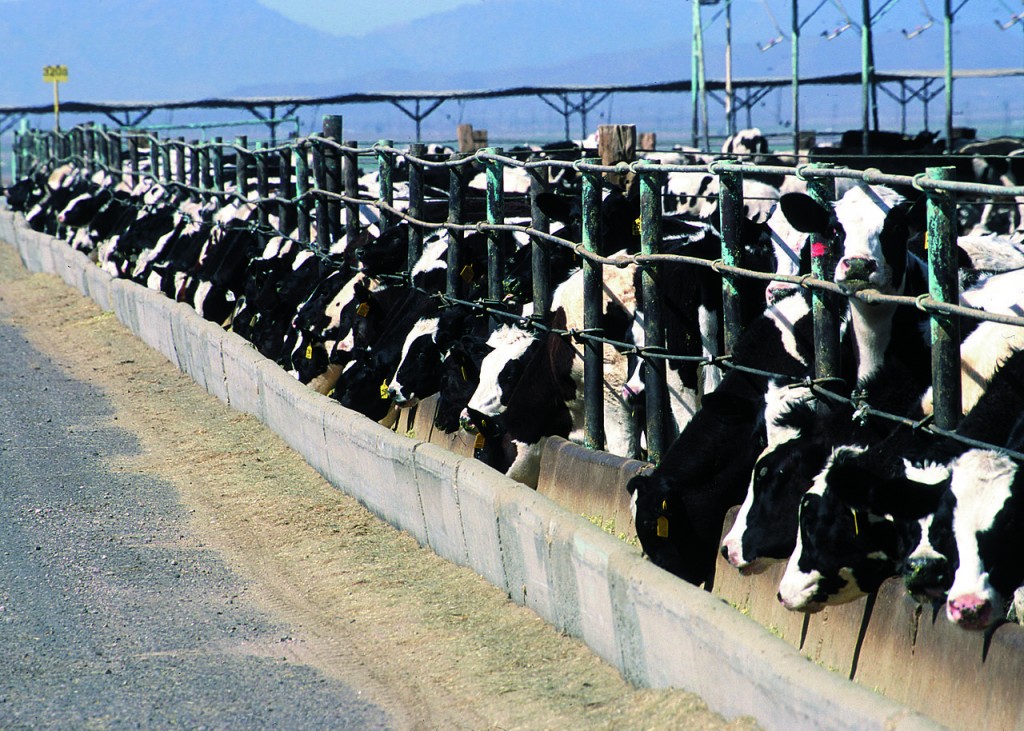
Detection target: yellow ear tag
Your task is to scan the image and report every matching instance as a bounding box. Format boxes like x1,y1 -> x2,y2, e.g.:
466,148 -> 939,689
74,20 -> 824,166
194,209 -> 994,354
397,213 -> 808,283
249,314 -> 258,328
380,379 -> 390,399
923,232 -> 928,251
851,509 -> 860,536
460,365 -> 468,381
305,344 -> 313,360
356,302 -> 370,318
656,516 -> 669,538
633,216 -> 642,236
460,264 -> 475,283
474,433 -> 486,449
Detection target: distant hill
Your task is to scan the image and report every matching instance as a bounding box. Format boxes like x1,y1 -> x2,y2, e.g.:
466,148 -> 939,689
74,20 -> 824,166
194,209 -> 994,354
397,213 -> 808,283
0,0 -> 1019,140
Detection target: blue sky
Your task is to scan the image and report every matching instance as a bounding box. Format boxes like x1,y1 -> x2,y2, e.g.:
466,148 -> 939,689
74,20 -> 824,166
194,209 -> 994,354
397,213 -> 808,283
254,0 -> 484,36
252,0 -> 1021,39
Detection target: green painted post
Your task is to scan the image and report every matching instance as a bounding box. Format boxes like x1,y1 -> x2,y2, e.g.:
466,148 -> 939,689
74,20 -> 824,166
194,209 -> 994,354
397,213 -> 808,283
718,167 -> 744,355
234,135 -> 249,202
295,142 -> 311,245
447,152 -> 467,299
407,142 -> 426,271
212,136 -> 225,197
581,158 -> 605,451
174,137 -> 186,190
255,143 -> 270,246
312,134 -> 329,253
149,133 -> 160,186
278,146 -> 295,237
927,166 -> 961,430
188,140 -> 201,201
84,125 -> 96,175
343,139 -> 360,247
639,161 -> 667,464
128,133 -> 141,189
322,115 -> 343,244
806,164 -> 841,382
483,147 -> 506,320
110,132 -> 124,185
376,139 -> 395,232
529,155 -> 552,318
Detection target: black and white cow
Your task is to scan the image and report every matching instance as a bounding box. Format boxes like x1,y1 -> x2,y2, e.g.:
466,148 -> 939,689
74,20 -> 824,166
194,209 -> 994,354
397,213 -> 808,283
627,289 -> 816,585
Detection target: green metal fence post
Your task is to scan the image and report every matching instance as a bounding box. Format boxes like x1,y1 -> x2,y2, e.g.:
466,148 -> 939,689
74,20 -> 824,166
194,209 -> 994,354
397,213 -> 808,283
718,166 -> 744,355
639,161 -> 668,464
927,165 -> 961,430
188,140 -> 201,201
255,143 -> 270,246
447,151 -> 467,299
407,142 -> 426,271
174,137 -> 186,191
234,135 -> 249,202
322,115 -> 343,244
805,164 -> 841,383
295,142 -> 311,245
343,139 -> 360,247
376,139 -> 395,233
212,136 -> 225,199
278,146 -> 295,236
581,157 -> 605,451
529,154 -> 552,319
483,146 -> 506,326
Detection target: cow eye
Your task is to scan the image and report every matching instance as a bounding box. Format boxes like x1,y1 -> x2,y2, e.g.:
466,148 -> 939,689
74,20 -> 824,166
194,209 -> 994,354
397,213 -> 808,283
757,466 -> 768,480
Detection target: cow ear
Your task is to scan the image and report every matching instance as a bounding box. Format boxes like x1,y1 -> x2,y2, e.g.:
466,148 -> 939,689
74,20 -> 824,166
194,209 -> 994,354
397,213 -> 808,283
780,193 -> 832,235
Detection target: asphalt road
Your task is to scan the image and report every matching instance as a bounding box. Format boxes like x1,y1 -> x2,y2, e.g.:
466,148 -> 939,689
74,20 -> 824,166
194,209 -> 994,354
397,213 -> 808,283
0,320 -> 393,730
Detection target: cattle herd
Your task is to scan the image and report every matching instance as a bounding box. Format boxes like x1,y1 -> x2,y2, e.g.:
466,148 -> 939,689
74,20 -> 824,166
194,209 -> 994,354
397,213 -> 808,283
8,125 -> 1024,637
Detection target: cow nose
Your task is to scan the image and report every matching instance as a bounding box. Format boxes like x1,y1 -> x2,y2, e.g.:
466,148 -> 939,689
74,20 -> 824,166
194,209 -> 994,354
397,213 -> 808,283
622,383 -> 643,402
947,594 -> 995,630
459,408 -> 477,433
837,257 -> 877,280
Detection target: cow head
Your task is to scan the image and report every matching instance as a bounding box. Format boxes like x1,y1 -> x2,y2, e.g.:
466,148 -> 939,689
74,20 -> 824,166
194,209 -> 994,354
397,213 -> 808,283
945,449 -> 1024,630
388,317 -> 441,406
461,325 -> 540,429
780,184 -> 918,297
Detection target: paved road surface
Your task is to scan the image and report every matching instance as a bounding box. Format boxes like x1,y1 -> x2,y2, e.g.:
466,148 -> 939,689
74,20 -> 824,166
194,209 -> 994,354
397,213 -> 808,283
0,320 -> 393,729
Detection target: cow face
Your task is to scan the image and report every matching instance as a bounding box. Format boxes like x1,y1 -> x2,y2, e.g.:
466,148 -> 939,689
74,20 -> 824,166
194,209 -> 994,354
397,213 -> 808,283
627,470 -> 713,585
388,317 -> 441,406
462,325 -> 540,427
781,185 -> 914,296
946,450 -> 1024,630
778,446 -> 903,612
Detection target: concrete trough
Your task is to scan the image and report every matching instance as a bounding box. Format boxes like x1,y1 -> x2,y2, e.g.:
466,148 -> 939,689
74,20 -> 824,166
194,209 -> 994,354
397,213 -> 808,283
1,218 -> 960,731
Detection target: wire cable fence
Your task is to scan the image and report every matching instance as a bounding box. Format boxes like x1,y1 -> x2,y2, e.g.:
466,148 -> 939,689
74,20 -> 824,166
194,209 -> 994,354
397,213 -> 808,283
12,119 -> 1024,466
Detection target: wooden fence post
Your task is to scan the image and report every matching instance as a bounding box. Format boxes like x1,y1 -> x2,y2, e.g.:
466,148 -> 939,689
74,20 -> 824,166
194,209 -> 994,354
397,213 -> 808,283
343,139 -> 360,246
598,124 -> 636,190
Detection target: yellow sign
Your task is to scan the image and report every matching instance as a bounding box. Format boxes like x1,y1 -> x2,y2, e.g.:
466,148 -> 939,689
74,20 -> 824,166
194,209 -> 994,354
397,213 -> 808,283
43,65 -> 69,83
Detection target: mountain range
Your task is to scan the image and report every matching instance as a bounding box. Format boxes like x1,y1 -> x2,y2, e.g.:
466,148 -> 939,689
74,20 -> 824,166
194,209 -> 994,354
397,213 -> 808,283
0,0 -> 1020,141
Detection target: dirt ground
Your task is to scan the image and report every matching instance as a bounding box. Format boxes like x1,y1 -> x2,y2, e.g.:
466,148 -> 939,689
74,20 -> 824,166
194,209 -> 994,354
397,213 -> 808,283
0,239 -> 760,731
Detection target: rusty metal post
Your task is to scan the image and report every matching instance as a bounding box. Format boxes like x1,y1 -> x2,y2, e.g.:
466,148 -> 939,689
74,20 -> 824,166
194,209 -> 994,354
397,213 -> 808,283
278,146 -> 295,237
376,139 -> 396,232
483,147 -> 506,326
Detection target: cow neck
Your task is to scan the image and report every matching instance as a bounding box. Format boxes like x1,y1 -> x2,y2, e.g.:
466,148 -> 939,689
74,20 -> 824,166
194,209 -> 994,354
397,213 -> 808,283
848,298 -> 897,384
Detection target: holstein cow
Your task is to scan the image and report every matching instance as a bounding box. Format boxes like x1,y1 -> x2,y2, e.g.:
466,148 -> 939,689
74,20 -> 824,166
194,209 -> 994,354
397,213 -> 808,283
777,314 -> 1024,614
627,289 -> 815,585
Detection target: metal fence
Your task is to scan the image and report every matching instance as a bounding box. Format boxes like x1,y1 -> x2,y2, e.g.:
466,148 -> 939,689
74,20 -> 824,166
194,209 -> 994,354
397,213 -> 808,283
12,117 -> 1024,467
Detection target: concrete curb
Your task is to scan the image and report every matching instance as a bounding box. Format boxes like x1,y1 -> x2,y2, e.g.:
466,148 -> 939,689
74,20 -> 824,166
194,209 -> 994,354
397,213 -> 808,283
0,215 -> 942,731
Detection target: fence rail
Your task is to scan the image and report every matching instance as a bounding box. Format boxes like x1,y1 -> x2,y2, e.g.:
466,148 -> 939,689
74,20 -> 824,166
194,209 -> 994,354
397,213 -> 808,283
12,119 -> 1024,466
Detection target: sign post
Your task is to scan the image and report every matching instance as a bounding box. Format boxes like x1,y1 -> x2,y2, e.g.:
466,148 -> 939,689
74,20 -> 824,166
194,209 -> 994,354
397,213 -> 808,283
43,65 -> 68,131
